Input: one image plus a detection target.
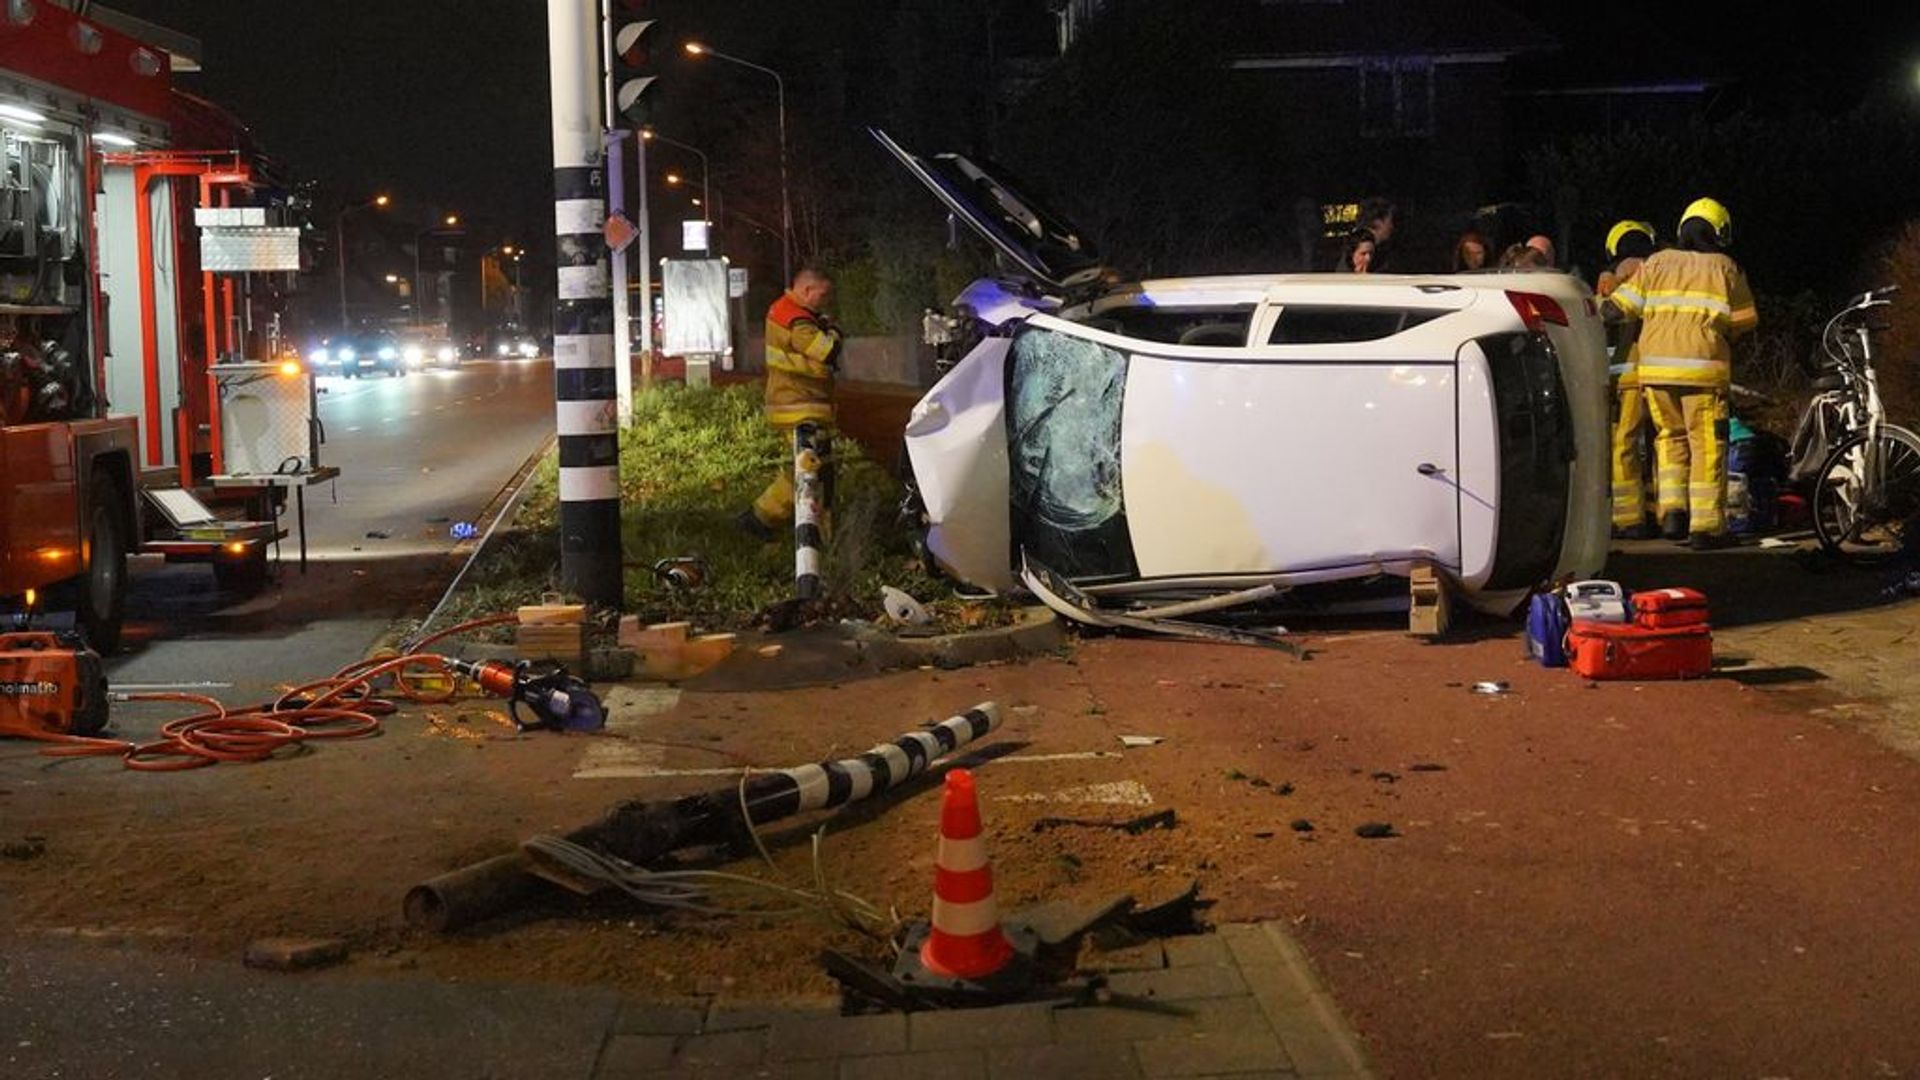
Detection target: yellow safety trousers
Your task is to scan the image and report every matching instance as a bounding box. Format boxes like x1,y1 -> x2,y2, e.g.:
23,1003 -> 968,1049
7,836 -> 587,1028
1644,386 -> 1729,534
1610,384 -> 1650,528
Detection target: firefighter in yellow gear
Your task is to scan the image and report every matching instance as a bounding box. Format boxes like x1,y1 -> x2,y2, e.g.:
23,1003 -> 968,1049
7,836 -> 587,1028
1607,198 -> 1757,549
1598,219 -> 1657,536
744,267 -> 843,536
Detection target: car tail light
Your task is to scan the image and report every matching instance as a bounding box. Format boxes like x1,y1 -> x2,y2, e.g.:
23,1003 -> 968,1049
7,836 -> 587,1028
1505,291 -> 1568,332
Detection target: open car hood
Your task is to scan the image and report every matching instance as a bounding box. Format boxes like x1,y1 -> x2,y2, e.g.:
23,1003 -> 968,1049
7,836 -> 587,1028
869,127 -> 1107,295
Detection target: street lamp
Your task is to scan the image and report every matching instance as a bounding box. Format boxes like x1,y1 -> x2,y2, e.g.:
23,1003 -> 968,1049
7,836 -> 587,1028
335,193 -> 390,331
683,41 -> 789,285
413,214 -> 461,328
641,127 -> 712,228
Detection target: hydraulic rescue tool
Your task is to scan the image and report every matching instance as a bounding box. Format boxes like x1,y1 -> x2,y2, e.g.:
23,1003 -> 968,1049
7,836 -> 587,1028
445,658 -> 605,732
0,631 -> 109,739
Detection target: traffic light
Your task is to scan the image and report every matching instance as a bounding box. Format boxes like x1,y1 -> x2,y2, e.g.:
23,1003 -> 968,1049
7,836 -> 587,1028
611,2 -> 658,128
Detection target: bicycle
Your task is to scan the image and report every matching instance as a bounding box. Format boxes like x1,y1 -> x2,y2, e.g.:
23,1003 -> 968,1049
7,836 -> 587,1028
1789,284 -> 1920,565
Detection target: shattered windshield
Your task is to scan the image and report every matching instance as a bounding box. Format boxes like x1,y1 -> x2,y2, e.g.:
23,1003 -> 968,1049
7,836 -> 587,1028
1007,324 -> 1137,579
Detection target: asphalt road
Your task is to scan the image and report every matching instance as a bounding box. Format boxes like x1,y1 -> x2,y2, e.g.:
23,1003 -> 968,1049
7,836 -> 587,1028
103,357 -> 557,703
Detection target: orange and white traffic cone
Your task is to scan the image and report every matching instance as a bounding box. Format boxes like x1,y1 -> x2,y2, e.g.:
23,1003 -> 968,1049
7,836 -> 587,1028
894,768 -> 1036,1000
921,768 -> 1014,978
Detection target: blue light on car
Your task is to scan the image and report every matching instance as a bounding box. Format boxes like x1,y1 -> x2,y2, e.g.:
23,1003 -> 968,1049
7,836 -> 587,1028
340,347 -> 356,360
379,347 -> 398,360
311,347 -> 330,364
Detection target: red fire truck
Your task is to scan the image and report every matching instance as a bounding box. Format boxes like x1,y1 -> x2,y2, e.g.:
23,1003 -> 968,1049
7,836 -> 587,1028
3,3 -> 331,651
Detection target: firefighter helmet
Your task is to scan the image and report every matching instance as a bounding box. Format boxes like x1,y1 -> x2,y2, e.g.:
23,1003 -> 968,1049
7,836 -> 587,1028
1679,198 -> 1733,248
1606,219 -> 1656,258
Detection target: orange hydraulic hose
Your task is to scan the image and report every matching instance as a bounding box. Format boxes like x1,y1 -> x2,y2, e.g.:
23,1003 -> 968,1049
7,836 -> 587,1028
24,614 -> 518,772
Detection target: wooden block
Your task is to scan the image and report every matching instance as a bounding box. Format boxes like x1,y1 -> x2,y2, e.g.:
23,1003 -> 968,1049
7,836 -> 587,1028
681,633 -> 737,676
1407,564 -> 1452,638
517,622 -> 586,664
640,631 -> 737,681
518,603 -> 585,626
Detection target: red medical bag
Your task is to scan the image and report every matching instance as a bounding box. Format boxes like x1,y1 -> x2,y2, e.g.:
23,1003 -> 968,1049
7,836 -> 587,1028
1565,620 -> 1713,681
1632,587 -> 1710,629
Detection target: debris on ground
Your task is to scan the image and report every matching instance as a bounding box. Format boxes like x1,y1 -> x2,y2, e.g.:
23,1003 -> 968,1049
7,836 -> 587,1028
1118,735 -> 1165,748
244,937 -> 348,972
1031,808 -> 1176,835
1290,819 -> 1316,833
2,836 -> 47,860
1471,681 -> 1511,694
1355,822 -> 1398,839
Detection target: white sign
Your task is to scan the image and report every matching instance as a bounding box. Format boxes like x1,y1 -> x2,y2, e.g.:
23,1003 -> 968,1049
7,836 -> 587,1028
661,259 -> 729,355
727,267 -> 748,299
681,219 -> 710,252
200,227 -> 301,273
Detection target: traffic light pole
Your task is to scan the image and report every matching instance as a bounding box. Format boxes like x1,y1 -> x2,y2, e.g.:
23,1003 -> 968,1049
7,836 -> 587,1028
547,0 -> 623,609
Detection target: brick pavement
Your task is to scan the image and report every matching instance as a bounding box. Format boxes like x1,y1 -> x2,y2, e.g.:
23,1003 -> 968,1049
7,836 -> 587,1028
592,922 -> 1372,1080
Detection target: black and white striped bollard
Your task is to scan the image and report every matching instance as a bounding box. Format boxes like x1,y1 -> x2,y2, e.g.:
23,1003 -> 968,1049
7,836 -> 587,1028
794,421 -> 827,600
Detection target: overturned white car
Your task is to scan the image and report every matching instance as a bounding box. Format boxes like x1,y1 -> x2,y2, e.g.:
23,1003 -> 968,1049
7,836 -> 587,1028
876,131 -> 1609,620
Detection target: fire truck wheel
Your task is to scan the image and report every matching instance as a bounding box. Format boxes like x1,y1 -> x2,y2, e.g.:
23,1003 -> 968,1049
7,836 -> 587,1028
76,474 -> 128,653
213,545 -> 270,595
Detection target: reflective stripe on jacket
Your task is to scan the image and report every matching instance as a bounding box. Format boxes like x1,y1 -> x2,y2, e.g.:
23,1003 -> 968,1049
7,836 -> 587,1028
1598,256 -> 1646,390
1609,249 -> 1757,389
764,292 -> 841,426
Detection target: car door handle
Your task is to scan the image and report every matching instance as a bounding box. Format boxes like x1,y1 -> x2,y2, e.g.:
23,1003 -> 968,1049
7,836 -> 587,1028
1417,462 -> 1443,476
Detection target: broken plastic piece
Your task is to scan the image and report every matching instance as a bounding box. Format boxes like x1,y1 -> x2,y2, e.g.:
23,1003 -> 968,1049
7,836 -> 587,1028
882,586 -> 932,626
1471,681 -> 1510,694
1118,735 -> 1164,748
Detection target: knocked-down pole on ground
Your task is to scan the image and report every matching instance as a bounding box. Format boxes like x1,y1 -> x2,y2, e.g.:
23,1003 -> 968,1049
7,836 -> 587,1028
404,702 -> 1001,932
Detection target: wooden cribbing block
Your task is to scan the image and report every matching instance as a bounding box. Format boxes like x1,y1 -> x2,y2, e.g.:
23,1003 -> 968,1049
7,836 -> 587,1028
1407,563 -> 1451,638
517,603 -> 586,665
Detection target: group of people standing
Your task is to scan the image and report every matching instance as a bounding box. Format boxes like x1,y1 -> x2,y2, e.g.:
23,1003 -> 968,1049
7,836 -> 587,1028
1334,195 -> 1758,549
1600,197 -> 1757,549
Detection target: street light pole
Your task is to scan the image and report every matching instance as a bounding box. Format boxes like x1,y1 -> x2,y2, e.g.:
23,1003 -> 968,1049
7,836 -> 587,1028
413,214 -> 459,328
644,129 -> 710,236
335,194 -> 388,331
684,43 -> 789,285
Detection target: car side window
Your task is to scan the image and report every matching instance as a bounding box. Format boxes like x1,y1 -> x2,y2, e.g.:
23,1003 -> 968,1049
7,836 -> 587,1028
1268,306 -> 1443,345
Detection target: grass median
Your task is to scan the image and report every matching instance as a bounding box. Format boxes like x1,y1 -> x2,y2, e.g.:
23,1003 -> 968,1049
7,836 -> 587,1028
440,382 -> 995,632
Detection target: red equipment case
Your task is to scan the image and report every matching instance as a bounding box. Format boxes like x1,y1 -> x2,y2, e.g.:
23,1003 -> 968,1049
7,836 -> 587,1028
1566,620 -> 1713,681
1632,587 -> 1711,629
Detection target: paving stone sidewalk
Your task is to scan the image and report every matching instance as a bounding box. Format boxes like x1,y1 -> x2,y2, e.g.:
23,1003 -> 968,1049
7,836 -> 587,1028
594,921 -> 1372,1080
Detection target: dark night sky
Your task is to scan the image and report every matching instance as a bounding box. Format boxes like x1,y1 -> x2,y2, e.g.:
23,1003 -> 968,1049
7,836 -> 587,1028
100,0 -> 1920,246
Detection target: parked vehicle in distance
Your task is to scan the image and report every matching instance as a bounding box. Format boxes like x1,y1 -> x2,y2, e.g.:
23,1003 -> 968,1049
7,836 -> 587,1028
875,128 -> 1609,619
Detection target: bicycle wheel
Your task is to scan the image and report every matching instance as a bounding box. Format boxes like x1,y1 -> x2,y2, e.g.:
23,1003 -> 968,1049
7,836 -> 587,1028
1811,426 -> 1920,565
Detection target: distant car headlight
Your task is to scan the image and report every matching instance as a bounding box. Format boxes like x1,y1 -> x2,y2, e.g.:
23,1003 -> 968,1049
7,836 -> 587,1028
403,345 -> 425,365
438,345 -> 457,362
311,347 -> 330,364
518,342 -> 539,358
496,343 -> 511,356
379,346 -> 398,361
339,347 -> 356,360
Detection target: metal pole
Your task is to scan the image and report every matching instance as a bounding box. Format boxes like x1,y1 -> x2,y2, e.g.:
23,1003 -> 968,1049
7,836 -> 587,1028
412,234 -> 422,327
335,214 -> 349,330
599,0 -> 634,425
636,132 -> 653,387
548,0 -> 623,609
775,72 -> 790,286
